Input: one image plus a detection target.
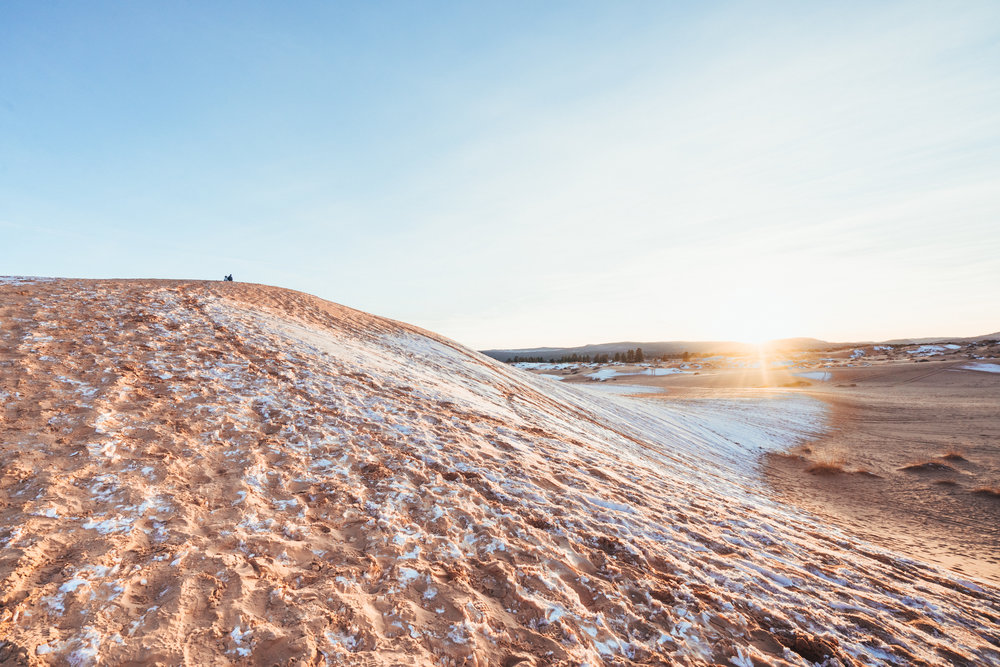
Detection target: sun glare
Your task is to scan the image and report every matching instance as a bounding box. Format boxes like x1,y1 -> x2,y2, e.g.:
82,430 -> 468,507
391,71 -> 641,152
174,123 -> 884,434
712,289 -> 800,345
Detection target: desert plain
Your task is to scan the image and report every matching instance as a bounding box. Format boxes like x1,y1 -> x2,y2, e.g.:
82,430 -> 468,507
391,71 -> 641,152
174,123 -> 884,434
532,351 -> 1000,587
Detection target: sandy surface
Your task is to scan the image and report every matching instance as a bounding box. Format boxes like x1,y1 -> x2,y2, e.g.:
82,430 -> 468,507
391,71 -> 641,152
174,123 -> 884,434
762,362 -> 1000,586
1,278 -> 999,665
536,356 -> 1000,586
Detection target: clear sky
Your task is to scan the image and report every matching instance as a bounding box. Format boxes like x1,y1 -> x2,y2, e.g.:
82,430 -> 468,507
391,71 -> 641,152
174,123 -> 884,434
2,2 -> 998,348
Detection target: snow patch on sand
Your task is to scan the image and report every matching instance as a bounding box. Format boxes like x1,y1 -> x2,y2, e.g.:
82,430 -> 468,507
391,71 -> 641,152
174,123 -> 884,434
577,384 -> 664,395
963,363 -> 1000,373
908,345 -> 945,355
587,367 -> 687,381
793,371 -> 831,381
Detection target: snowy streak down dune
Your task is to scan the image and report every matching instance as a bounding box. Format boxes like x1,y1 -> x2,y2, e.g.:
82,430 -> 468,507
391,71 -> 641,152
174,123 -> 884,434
0,280 -> 997,666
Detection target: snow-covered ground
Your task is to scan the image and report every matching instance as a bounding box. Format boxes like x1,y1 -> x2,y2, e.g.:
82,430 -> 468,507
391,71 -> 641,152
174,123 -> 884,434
512,362 -> 581,370
0,278 -> 998,666
587,367 -> 688,381
576,383 -> 665,396
907,345 -> 946,355
963,362 -> 1000,373
793,371 -> 832,382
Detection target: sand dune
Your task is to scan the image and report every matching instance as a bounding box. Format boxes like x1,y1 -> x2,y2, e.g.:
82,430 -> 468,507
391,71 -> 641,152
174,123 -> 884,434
1,278 -> 998,665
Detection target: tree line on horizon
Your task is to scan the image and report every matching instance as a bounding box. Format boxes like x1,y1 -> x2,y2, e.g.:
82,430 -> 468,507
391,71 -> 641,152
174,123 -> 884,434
504,348 -> 698,364
504,349 -> 709,364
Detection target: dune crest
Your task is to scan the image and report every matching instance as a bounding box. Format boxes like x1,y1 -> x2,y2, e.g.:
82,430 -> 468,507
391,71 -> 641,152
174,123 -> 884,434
1,278 -> 997,665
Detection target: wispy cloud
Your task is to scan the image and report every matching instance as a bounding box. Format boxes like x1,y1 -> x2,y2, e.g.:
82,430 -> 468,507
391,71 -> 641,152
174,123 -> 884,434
1,2 -> 997,345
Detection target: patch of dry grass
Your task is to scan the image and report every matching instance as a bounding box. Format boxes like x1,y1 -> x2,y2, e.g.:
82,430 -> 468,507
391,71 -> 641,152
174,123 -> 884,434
806,449 -> 848,475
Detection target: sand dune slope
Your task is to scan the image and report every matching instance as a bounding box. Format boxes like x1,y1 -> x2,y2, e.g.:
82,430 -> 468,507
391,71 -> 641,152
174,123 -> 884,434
0,278 -> 998,666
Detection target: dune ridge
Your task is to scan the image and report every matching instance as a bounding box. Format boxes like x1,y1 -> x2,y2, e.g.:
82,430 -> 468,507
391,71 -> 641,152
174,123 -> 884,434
0,278 -> 998,665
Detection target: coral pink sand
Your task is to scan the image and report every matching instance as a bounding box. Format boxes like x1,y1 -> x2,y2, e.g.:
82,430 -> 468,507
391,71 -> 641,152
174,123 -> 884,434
1,278 -> 997,665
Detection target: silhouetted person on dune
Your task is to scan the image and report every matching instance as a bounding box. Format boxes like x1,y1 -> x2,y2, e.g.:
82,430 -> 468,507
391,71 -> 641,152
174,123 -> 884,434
223,274 -> 233,282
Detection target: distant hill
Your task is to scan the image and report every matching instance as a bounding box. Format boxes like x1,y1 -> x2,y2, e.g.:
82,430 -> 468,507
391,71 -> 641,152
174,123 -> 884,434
482,338 -> 835,362
764,337 -> 831,350
482,341 -> 748,362
880,332 -> 1000,345
481,332 -> 999,361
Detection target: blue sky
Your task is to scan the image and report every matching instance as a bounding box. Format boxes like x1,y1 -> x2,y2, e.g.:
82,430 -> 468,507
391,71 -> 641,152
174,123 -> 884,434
2,2 -> 998,348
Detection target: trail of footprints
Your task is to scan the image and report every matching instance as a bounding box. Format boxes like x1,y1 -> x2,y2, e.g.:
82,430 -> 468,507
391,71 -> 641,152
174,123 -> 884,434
0,279 -> 997,665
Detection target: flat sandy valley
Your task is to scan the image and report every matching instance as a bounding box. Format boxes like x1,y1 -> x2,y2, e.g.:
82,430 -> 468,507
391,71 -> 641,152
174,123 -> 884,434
529,351 -> 1000,587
